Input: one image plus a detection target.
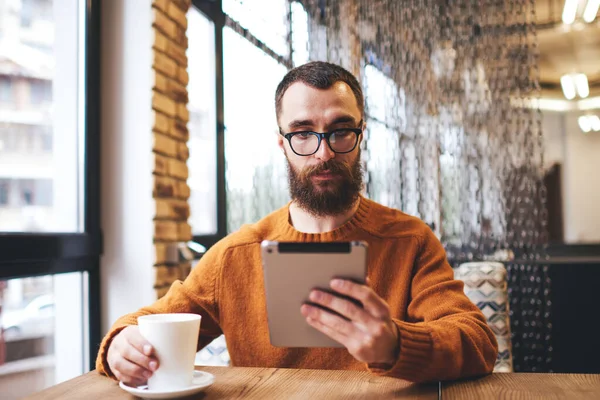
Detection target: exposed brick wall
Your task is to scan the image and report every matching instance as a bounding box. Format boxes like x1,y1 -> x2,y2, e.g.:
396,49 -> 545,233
152,0 -> 192,299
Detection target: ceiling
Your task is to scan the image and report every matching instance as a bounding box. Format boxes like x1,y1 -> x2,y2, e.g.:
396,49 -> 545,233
535,0 -> 600,98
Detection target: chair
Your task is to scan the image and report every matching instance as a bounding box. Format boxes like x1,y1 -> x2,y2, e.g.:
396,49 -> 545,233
454,261 -> 513,372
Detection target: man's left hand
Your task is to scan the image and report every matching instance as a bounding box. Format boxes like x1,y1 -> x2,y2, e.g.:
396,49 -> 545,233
300,278 -> 399,365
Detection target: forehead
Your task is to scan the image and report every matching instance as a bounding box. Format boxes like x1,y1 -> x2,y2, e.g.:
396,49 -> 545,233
279,81 -> 361,125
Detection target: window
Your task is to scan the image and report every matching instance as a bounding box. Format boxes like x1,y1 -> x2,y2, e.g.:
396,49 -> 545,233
0,0 -> 101,397
223,0 -> 290,57
30,80 -> 52,105
223,26 -> 288,232
0,0 -> 79,233
0,78 -> 11,103
0,182 -> 8,205
187,7 -> 218,236
0,273 -> 87,399
363,64 -> 406,211
291,2 -> 309,66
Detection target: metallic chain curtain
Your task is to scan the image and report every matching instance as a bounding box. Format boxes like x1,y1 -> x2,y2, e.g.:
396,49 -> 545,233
224,0 -> 551,372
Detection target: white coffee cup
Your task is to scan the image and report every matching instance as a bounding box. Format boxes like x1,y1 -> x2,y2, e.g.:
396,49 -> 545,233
137,313 -> 202,391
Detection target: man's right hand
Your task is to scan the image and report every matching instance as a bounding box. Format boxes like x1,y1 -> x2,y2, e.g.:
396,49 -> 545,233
106,325 -> 159,386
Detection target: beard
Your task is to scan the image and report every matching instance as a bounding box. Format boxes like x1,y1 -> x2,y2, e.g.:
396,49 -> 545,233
286,150 -> 364,217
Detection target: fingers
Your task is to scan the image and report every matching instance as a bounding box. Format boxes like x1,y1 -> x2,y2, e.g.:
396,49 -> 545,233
125,326 -> 155,357
305,316 -> 354,348
307,290 -> 372,327
330,279 -> 390,319
301,304 -> 357,337
123,327 -> 158,371
112,357 -> 151,386
122,342 -> 158,373
108,326 -> 159,384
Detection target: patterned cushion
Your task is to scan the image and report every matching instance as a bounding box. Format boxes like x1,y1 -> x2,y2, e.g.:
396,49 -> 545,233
454,261 -> 513,372
195,335 -> 230,366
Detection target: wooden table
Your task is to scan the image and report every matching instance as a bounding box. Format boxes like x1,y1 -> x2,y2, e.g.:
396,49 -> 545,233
25,366 -> 439,399
442,373 -> 600,399
24,367 -> 600,399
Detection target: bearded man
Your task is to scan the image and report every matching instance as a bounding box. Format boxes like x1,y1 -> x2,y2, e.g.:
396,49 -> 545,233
96,61 -> 498,385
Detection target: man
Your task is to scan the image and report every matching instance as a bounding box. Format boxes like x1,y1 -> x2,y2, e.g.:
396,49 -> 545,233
97,61 -> 498,385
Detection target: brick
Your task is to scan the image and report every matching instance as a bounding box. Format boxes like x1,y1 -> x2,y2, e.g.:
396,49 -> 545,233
172,0 -> 191,12
153,71 -> 168,93
166,41 -> 188,67
178,222 -> 193,241
152,0 -> 168,13
177,141 -> 189,161
153,28 -> 168,52
153,8 -> 177,40
166,78 -> 188,102
153,50 -> 178,78
179,182 -> 191,199
155,265 -> 181,287
169,158 -> 188,180
177,67 -> 189,86
174,25 -> 187,46
180,262 -> 192,280
171,200 -> 190,220
167,2 -> 188,30
154,175 -> 178,198
153,153 -> 168,175
173,120 -> 189,140
152,91 -> 176,117
154,220 -> 178,241
155,198 -> 190,220
153,132 -> 178,157
153,110 -> 171,134
155,198 -> 171,219
154,242 -> 179,265
154,243 -> 168,264
176,103 -> 189,123
155,285 -> 170,299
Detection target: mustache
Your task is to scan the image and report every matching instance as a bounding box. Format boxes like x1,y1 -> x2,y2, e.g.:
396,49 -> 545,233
300,160 -> 353,180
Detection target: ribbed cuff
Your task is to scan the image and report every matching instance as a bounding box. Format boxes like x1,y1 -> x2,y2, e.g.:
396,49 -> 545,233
368,319 -> 434,382
95,325 -> 129,379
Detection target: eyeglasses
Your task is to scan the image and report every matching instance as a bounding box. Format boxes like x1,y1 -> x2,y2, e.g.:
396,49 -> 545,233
280,120 -> 363,156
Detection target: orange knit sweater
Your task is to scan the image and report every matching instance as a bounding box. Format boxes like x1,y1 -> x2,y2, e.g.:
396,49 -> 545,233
96,197 -> 498,382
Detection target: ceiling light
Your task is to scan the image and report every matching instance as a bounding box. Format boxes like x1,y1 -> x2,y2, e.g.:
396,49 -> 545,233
561,74 -> 577,99
583,0 -> 600,22
562,0 -> 580,24
578,116 -> 592,132
575,74 -> 590,98
590,115 -> 600,131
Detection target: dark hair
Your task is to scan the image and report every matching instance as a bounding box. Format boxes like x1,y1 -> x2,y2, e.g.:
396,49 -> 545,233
275,61 -> 364,123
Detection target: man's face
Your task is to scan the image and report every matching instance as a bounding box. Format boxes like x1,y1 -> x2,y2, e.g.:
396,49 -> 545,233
277,81 -> 364,216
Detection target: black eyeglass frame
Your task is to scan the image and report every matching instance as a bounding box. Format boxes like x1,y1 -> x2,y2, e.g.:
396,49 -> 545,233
279,119 -> 364,156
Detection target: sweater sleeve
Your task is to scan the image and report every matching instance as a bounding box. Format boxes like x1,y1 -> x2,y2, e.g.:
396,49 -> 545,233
95,243 -> 227,379
368,227 -> 498,382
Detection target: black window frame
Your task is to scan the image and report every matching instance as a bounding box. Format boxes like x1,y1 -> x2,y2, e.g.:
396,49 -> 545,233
0,0 -> 102,371
190,0 -> 227,250
190,0 -> 295,250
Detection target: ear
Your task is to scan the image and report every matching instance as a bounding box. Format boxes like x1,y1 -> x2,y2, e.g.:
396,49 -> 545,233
358,121 -> 366,147
276,130 -> 285,152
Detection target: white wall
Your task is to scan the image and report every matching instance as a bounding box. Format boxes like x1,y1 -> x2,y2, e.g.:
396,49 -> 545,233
100,0 -> 155,335
542,110 -> 600,243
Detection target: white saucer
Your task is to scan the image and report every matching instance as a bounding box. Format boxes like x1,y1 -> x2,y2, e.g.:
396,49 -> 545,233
119,370 -> 215,399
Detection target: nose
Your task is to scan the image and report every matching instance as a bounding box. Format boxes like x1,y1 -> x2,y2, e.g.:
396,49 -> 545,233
314,136 -> 335,162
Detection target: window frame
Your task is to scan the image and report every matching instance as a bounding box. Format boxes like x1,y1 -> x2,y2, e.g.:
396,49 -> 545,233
0,0 -> 102,371
190,0 -> 227,249
191,0 -> 296,249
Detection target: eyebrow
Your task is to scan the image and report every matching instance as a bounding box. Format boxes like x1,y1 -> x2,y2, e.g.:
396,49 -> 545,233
287,115 -> 358,131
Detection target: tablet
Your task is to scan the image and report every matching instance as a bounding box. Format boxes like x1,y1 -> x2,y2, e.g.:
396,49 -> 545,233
261,240 -> 368,348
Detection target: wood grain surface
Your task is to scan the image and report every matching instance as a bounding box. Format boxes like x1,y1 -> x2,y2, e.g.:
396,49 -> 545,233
442,373 -> 600,399
24,366 -> 439,399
